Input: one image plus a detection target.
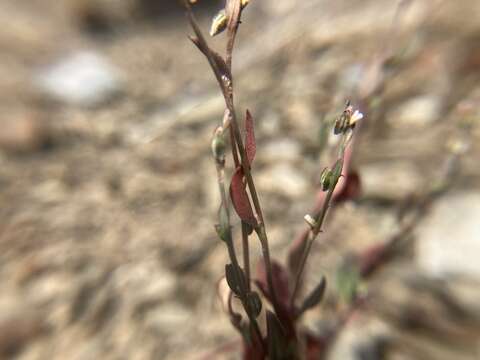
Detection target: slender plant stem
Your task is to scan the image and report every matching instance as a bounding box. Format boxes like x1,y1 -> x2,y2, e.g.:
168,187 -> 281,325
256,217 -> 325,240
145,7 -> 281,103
183,0 -> 283,318
225,3 -> 240,71
255,226 -> 287,332
226,107 -> 283,317
290,185 -> 336,308
290,131 -> 353,308
224,1 -> 284,320
241,222 -> 251,292
224,235 -> 264,349
216,162 -> 264,350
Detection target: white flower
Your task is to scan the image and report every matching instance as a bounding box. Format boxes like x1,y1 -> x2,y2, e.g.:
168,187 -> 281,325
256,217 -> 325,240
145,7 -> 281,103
350,110 -> 364,125
304,214 -> 317,229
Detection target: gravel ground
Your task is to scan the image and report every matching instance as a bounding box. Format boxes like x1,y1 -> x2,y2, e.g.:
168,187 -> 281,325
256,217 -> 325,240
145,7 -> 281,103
0,0 -> 479,359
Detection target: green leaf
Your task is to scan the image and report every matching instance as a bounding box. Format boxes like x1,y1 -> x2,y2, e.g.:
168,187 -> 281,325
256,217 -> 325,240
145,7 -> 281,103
336,260 -> 360,304
320,167 -> 333,191
246,291 -> 262,318
225,263 -> 246,296
298,276 -> 327,315
215,204 -> 231,242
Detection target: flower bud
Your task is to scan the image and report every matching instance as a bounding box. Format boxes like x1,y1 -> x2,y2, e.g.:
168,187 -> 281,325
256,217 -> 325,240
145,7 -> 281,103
334,101 -> 363,135
211,127 -> 226,164
320,167 -> 333,191
349,110 -> 364,126
215,204 -> 231,242
304,214 -> 317,229
210,9 -> 228,36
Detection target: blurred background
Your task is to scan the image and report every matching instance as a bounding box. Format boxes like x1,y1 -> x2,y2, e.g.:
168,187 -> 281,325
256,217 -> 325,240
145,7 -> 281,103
0,0 -> 479,359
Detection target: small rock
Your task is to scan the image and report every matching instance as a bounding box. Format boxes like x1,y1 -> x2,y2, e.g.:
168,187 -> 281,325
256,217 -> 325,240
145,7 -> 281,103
35,51 -> 122,107
359,162 -> 423,201
0,115 -> 50,153
257,163 -> 310,198
0,314 -> 47,358
416,191 -> 480,278
260,138 -> 302,164
388,95 -> 440,127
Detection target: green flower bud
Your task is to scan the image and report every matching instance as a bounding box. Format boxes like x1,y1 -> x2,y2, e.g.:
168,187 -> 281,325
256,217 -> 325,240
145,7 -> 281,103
320,167 -> 333,191
210,9 -> 228,37
211,127 -> 226,164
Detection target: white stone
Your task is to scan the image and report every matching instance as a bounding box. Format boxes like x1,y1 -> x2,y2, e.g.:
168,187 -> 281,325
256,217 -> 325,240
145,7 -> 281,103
416,191 -> 480,278
35,51 -> 122,107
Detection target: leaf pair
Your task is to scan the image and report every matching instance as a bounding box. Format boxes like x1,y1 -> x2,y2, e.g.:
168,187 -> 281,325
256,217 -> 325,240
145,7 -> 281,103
230,110 -> 257,226
225,264 -> 262,318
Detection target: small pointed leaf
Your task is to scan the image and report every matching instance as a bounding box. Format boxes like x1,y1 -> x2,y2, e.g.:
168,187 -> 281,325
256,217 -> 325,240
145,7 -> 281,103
298,276 -> 327,316
336,260 -> 360,304
334,170 -> 361,203
215,204 -> 231,242
230,167 -> 257,226
245,110 -> 256,165
225,263 -> 246,296
225,0 -> 242,32
256,259 -> 290,306
246,291 -> 262,318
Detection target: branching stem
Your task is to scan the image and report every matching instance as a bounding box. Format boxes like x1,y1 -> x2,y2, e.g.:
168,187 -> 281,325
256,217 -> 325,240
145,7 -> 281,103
184,0 -> 283,321
290,130 -> 354,308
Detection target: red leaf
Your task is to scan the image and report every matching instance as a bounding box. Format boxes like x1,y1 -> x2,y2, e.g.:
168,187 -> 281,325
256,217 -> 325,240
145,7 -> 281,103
334,170 -> 361,203
305,332 -> 328,360
359,243 -> 388,278
230,167 -> 257,226
255,260 -> 296,338
256,259 -> 290,307
242,332 -> 265,360
245,110 -> 256,165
